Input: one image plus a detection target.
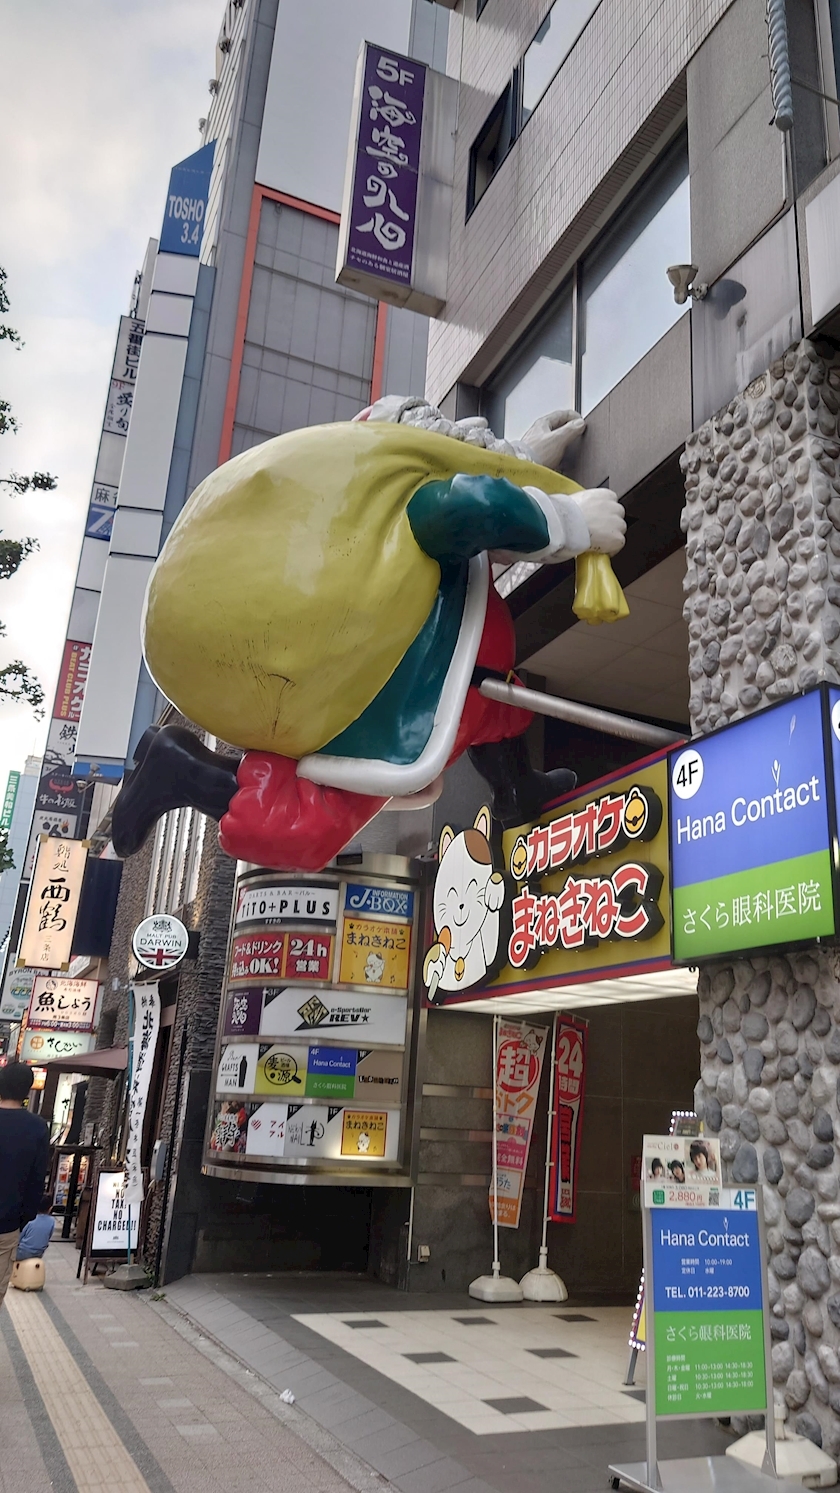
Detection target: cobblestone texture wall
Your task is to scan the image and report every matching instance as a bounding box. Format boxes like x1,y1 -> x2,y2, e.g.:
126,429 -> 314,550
682,337 -> 840,732
686,338 -> 840,1455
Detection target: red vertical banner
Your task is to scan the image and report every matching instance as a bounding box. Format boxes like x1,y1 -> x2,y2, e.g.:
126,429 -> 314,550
549,1015 -> 587,1223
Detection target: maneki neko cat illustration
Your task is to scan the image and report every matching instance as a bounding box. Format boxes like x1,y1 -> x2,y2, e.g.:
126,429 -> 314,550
423,807 -> 506,999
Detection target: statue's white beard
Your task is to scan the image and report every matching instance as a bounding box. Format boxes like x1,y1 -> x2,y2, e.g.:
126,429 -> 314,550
362,394 -> 532,462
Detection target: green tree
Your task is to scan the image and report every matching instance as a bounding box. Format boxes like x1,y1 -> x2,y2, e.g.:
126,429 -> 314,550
0,266 -> 58,718
0,826 -> 13,873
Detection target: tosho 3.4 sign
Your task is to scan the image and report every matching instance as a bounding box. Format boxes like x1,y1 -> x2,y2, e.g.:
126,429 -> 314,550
670,687 -> 839,961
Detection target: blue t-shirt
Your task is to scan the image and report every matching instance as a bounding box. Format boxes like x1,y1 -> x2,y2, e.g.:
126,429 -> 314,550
16,1214 -> 55,1259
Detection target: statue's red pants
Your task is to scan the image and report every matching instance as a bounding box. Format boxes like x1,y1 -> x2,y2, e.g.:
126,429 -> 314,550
218,585 -> 531,871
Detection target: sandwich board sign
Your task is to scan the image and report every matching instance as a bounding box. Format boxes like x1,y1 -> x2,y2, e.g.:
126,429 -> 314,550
609,1135 -> 778,1493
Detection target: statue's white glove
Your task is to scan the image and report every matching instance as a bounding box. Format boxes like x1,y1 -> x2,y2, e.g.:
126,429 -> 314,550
520,409 -> 586,471
575,488 -> 626,556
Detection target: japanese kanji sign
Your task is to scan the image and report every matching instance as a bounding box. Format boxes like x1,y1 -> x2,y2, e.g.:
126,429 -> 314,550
53,639 -> 91,722
344,45 -> 425,290
124,984 -> 161,1208
27,975 -> 98,1031
432,754 -> 672,1005
648,1184 -> 768,1417
670,687 -> 837,961
18,837 -> 87,971
491,1020 -> 547,1228
1,770 -> 19,831
20,1027 -> 94,1063
338,917 -> 411,989
549,1016 -> 587,1223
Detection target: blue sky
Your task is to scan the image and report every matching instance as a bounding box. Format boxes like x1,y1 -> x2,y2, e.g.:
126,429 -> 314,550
0,0 -> 222,798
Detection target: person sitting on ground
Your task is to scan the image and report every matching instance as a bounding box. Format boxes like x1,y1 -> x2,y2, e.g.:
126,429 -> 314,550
0,1062 -> 50,1309
16,1195 -> 55,1260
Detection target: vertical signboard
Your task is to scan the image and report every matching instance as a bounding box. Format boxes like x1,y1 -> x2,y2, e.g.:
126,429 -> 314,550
670,688 -> 836,961
206,869 -> 417,1179
343,45 -> 425,291
1,770 -> 20,831
491,1020 -> 547,1228
548,1015 -> 587,1222
124,984 -> 161,1207
18,838 -> 88,970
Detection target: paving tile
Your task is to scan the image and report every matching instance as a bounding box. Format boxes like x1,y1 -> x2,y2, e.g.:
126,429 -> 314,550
404,1352 -> 456,1364
396,1457 -> 477,1493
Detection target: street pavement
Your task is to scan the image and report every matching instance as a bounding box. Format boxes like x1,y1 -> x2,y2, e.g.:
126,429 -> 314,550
0,1242 -> 391,1493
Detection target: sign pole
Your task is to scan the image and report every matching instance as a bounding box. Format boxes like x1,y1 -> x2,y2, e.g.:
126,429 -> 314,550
521,1013 -> 568,1301
125,984 -> 134,1268
642,1205 -> 660,1491
469,1013 -> 523,1301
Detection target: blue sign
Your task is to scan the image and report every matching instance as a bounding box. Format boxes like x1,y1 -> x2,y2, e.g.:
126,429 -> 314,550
670,688 -> 836,959
160,142 -> 215,258
308,1047 -> 356,1076
345,883 -> 414,920
652,1207 -> 763,1311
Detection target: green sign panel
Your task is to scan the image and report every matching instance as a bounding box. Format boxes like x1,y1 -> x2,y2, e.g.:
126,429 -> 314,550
650,1201 -> 767,1419
670,688 -> 838,962
0,770 -> 19,832
654,1309 -> 764,1415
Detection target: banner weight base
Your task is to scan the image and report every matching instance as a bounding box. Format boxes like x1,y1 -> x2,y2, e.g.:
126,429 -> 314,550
727,1431 -> 837,1488
609,1457 -> 806,1493
520,1247 -> 568,1302
103,1263 -> 148,1291
469,1266 -> 523,1303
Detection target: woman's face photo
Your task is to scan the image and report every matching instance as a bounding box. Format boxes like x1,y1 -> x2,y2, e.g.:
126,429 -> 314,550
670,1161 -> 685,1183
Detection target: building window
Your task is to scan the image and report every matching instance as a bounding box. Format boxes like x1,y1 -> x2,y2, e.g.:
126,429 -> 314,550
579,138 -> 690,414
483,282 -> 574,442
467,78 -> 518,214
481,135 -> 690,455
522,0 -> 602,123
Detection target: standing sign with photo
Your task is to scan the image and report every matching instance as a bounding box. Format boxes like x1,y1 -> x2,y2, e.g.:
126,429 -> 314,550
643,1134 -> 722,1208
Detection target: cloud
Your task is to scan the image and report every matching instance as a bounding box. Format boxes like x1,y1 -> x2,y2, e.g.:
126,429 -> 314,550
0,0 -> 222,801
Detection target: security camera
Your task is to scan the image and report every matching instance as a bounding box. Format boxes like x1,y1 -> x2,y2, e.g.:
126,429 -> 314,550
667,265 -> 708,305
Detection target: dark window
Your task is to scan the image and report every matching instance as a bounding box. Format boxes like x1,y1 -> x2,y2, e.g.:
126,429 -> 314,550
467,77 -> 518,214
477,0 -> 490,15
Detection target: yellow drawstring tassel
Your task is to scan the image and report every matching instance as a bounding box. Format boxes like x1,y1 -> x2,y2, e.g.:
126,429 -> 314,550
572,552 -> 630,625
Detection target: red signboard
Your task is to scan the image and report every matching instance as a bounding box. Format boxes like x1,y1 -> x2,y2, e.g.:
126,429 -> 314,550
53,640 -> 92,722
549,1015 -> 587,1223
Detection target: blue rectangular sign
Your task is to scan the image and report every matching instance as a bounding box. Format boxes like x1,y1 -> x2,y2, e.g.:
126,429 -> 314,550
345,883 -> 414,920
160,142 -> 215,258
670,688 -> 836,959
308,1047 -> 356,1077
651,1207 -> 763,1312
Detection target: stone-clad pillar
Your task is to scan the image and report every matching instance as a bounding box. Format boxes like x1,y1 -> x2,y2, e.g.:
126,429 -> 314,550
682,337 -> 840,1455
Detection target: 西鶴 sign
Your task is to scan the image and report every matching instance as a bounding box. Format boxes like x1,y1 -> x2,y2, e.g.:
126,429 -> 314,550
18,838 -> 88,971
670,687 -> 837,961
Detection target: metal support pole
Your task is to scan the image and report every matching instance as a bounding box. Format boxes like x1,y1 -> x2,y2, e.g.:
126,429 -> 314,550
478,678 -> 683,749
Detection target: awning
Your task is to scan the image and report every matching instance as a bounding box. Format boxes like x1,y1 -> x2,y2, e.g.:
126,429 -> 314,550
41,1046 -> 128,1076
443,967 -> 699,1016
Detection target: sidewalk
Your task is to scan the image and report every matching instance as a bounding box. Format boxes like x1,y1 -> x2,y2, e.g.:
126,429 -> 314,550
0,1243 -> 391,1493
162,1270 -> 734,1493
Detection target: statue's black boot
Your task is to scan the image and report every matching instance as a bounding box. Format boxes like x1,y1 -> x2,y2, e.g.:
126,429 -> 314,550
111,726 -> 240,857
468,734 -> 577,828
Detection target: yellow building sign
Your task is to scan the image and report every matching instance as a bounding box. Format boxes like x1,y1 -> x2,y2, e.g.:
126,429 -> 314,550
339,918 -> 411,989
341,1109 -> 387,1157
422,752 -> 673,1004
